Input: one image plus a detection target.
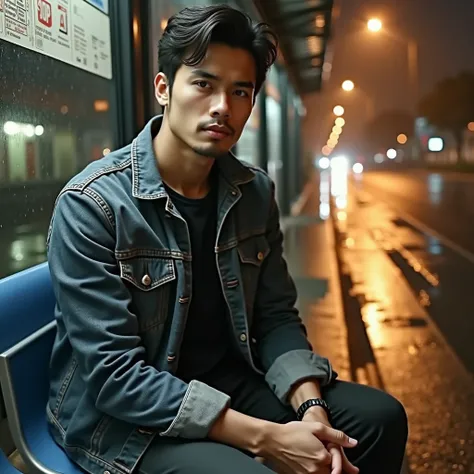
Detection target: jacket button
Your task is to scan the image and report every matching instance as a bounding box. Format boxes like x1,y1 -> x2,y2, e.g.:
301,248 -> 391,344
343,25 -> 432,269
239,333 -> 247,342
257,251 -> 264,261
231,190 -> 237,196
104,471 -> 111,474
141,274 -> 151,286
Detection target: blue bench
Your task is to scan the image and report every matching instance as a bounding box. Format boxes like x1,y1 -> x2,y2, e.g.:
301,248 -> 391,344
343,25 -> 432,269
0,263 -> 81,474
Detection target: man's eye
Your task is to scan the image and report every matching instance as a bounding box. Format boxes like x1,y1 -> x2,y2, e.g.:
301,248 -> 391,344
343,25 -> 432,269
195,81 -> 210,88
235,90 -> 249,97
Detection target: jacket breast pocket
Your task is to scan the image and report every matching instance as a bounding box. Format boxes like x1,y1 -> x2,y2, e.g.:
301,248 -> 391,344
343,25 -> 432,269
237,235 -> 270,319
119,257 -> 176,332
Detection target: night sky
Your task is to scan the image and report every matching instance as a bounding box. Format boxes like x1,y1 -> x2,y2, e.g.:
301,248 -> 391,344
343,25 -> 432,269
303,0 -> 474,154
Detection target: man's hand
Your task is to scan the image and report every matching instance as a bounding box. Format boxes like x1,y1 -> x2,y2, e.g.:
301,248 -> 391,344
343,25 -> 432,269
258,419 -> 357,474
302,408 -> 359,474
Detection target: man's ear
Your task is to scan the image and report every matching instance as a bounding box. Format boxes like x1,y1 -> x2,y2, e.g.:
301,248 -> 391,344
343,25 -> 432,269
154,72 -> 170,107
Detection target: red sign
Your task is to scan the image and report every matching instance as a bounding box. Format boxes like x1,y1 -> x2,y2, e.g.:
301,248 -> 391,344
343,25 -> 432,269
58,5 -> 67,34
37,0 -> 52,28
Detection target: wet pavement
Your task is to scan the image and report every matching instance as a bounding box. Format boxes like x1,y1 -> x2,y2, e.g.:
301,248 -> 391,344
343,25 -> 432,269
328,168 -> 474,473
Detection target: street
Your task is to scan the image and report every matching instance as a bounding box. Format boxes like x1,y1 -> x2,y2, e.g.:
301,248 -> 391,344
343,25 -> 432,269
327,168 -> 474,473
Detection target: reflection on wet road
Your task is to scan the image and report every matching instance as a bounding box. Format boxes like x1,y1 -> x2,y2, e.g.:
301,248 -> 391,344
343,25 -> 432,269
324,166 -> 474,474
361,170 -> 474,257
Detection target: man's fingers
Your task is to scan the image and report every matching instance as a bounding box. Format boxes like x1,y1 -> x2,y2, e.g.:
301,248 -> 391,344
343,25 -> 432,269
341,448 -> 359,474
310,423 -> 358,448
327,444 -> 342,474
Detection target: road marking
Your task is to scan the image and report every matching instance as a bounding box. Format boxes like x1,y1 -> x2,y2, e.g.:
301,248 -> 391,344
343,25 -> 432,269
361,185 -> 474,266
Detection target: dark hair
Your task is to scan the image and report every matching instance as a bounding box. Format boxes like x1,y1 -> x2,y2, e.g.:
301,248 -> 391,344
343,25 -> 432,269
158,4 -> 278,98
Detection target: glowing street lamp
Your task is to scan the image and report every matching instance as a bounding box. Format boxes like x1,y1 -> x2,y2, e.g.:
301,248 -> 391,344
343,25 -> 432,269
333,105 -> 345,116
397,133 -> 408,144
342,80 -> 355,92
367,18 -> 382,33
322,145 -> 332,156
386,148 -> 397,159
335,117 -> 345,127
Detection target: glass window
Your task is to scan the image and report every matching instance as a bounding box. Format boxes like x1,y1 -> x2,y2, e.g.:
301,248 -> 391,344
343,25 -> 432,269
237,105 -> 259,165
0,41 -> 117,278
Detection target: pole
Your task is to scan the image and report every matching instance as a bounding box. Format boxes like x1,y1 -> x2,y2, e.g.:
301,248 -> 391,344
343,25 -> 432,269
407,39 -> 419,112
407,39 -> 420,159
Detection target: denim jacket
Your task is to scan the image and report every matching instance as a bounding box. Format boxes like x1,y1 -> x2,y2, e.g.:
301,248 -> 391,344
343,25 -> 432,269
46,116 -> 335,474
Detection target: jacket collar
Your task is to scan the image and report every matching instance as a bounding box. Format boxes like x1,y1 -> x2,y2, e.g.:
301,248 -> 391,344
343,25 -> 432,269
131,115 -> 255,200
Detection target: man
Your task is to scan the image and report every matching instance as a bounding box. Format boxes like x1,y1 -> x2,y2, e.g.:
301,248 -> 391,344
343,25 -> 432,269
47,4 -> 407,474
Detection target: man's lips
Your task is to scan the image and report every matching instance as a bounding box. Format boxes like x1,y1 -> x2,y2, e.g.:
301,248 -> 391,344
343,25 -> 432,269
204,125 -> 232,136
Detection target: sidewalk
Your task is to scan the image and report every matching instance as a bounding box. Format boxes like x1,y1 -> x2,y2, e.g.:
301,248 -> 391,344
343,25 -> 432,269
281,176 -> 351,382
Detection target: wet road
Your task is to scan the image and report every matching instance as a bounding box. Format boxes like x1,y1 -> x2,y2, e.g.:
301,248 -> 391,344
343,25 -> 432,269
360,170 -> 474,375
361,170 -> 474,257
329,168 -> 474,473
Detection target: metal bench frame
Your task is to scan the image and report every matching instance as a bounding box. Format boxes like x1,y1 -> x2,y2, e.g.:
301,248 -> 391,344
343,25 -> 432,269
0,321 -> 60,474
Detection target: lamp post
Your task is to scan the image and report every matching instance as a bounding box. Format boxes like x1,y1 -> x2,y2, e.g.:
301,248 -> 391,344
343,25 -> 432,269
367,18 -> 419,111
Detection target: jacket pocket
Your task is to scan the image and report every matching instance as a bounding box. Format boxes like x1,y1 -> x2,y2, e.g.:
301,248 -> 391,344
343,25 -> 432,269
237,235 -> 270,267
237,235 -> 270,320
119,257 -> 176,332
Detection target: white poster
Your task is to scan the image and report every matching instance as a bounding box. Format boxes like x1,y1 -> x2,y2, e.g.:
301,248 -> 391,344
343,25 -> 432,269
0,0 -> 5,36
0,0 -> 112,80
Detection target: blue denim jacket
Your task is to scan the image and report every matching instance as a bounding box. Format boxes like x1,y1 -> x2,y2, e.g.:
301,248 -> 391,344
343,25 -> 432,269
46,116 -> 335,474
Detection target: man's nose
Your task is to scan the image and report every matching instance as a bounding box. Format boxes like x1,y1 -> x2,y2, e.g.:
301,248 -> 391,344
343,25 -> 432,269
210,92 -> 231,118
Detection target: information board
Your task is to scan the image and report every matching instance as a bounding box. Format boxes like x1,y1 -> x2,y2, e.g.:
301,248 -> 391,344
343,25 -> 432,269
0,0 -> 112,79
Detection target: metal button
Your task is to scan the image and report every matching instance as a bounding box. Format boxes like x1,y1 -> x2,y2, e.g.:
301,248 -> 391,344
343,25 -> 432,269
257,251 -> 264,261
141,274 -> 151,286
104,471 -> 111,474
231,191 -> 237,196
138,427 -> 153,435
239,333 -> 247,342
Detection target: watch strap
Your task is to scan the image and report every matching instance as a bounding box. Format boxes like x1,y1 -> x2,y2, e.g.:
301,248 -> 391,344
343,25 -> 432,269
296,398 -> 331,421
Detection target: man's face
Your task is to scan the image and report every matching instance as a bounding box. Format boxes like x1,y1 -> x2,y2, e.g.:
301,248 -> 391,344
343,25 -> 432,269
157,43 -> 256,159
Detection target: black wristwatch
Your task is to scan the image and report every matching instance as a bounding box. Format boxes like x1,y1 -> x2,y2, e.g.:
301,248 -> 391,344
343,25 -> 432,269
296,398 -> 331,422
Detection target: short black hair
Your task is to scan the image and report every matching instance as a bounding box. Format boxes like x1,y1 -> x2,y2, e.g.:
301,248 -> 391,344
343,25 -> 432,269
158,4 -> 278,99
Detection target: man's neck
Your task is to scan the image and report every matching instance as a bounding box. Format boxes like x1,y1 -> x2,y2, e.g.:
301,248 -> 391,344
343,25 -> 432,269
153,120 -> 215,199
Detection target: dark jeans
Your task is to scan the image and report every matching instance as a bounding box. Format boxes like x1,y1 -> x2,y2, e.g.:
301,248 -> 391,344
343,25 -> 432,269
138,356 -> 408,474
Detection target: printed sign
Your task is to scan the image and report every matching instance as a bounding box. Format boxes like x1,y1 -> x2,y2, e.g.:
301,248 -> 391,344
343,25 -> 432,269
0,0 -> 112,80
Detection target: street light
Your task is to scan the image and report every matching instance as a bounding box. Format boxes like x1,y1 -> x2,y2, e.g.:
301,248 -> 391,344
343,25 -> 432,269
340,80 -> 375,120
367,18 -> 382,33
397,133 -> 408,144
366,18 -> 419,111
341,80 -> 354,92
333,105 -> 345,116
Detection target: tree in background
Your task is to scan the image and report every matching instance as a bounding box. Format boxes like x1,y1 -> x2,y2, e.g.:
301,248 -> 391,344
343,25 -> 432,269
419,71 -> 474,162
363,110 -> 414,155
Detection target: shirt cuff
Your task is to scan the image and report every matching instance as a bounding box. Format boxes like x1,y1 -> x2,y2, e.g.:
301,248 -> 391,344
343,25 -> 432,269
160,380 -> 230,439
265,349 -> 338,403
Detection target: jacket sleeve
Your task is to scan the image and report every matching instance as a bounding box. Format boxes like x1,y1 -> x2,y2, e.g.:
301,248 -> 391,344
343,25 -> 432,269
47,190 -> 230,439
252,182 -> 337,404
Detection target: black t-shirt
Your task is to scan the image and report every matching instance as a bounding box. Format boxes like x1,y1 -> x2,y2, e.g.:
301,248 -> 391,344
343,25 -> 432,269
164,169 -> 230,382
